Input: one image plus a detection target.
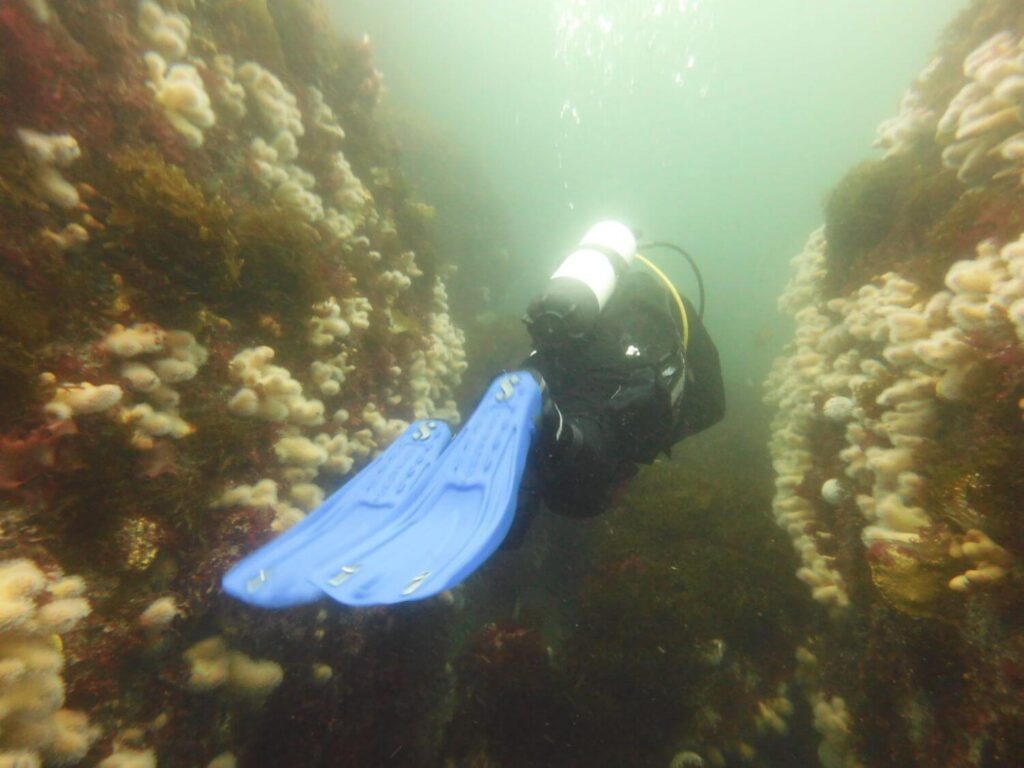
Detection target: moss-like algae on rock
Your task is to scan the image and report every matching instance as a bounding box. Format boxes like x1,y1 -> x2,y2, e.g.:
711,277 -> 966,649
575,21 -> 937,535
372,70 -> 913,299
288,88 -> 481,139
824,133 -> 1024,299
103,147 -> 241,322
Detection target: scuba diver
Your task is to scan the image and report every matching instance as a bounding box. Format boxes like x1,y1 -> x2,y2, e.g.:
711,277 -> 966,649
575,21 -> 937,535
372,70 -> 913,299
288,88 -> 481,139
223,221 -> 725,608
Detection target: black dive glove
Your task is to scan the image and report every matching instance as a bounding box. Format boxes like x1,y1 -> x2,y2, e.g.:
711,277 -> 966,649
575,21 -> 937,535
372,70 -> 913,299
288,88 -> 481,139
525,369 -> 577,462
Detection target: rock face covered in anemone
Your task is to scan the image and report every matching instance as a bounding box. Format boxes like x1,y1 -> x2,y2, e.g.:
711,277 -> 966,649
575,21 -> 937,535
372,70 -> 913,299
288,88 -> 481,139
766,1 -> 1024,765
0,0 -> 465,764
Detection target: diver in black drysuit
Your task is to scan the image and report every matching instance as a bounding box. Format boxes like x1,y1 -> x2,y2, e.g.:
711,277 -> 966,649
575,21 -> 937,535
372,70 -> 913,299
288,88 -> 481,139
504,268 -> 726,547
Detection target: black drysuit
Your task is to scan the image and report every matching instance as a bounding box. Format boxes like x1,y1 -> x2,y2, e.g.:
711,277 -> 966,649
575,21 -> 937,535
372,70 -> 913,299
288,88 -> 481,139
507,268 -> 725,544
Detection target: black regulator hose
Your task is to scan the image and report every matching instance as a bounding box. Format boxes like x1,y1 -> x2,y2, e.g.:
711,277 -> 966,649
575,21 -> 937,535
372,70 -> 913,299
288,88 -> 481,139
639,241 -> 706,320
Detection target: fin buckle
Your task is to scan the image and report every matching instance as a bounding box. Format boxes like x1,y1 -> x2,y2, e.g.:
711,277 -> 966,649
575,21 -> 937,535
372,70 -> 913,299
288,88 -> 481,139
495,375 -> 520,402
402,570 -> 432,596
245,569 -> 269,594
413,421 -> 437,441
327,564 -> 361,587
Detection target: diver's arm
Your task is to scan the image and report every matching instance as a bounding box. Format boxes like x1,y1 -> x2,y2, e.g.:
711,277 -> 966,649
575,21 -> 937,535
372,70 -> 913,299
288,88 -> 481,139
500,408 -> 620,550
532,397 -> 631,519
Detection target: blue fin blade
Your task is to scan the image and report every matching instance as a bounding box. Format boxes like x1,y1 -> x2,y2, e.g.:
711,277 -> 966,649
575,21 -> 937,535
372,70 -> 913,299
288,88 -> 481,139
308,372 -> 542,606
221,419 -> 452,608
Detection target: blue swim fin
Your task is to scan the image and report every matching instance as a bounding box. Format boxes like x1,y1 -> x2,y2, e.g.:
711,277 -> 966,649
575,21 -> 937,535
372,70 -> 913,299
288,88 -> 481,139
307,372 -> 542,606
221,419 -> 452,608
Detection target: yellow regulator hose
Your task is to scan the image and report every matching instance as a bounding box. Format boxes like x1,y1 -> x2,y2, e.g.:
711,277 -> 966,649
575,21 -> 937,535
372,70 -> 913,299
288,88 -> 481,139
635,253 -> 690,352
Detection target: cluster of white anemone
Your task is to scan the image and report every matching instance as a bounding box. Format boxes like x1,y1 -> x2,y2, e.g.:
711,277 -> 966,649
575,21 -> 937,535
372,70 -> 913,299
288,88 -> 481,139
309,296 -> 372,349
109,325 -> 208,450
360,402 -> 409,445
936,31 -> 1024,184
7,2 -> 469,758
874,57 -> 943,158
794,647 -> 863,768
213,478 -> 304,532
226,346 -> 325,427
308,86 -> 347,142
369,250 -> 427,303
18,128 -> 91,255
97,747 -> 157,768
210,55 -> 247,120
235,61 -> 330,224
764,229 -> 850,607
811,692 -> 857,768
323,152 -> 373,240
218,416 -> 375,527
137,3 -> 214,150
221,346 -> 371,530
767,227 -> 1024,604
237,61 -> 304,147
305,298 -> 371,424
218,280 -> 467,528
248,135 -> 324,224
874,31 -> 1024,183
135,3 -> 373,241
43,378 -> 124,422
237,60 -> 374,239
127,2 -> 467,536
406,280 -> 467,422
139,1 -> 266,148
17,128 -> 82,210
138,1 -> 216,152
131,4 -> 462,457
0,560 -> 99,766
823,271 -> 938,548
40,323 -> 206,451
143,52 -> 215,149
138,0 -> 190,60
753,685 -> 795,736
183,636 -> 283,698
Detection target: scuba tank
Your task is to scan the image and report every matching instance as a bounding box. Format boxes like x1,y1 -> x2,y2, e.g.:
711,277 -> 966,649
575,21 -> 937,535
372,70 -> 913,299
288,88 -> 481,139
523,220 -> 638,350
522,220 -> 710,461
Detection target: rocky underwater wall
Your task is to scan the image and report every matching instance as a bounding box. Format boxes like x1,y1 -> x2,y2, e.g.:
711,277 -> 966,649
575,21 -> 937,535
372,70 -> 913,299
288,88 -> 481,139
766,0 -> 1024,765
0,1 -> 467,765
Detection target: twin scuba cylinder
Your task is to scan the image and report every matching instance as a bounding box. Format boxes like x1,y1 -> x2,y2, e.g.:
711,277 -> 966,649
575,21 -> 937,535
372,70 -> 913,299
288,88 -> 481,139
523,221 -> 704,462
524,220 -> 703,350
523,221 -> 639,350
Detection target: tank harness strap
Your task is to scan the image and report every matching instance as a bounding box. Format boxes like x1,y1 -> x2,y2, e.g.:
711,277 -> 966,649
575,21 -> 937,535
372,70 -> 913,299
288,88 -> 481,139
635,253 -> 690,352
